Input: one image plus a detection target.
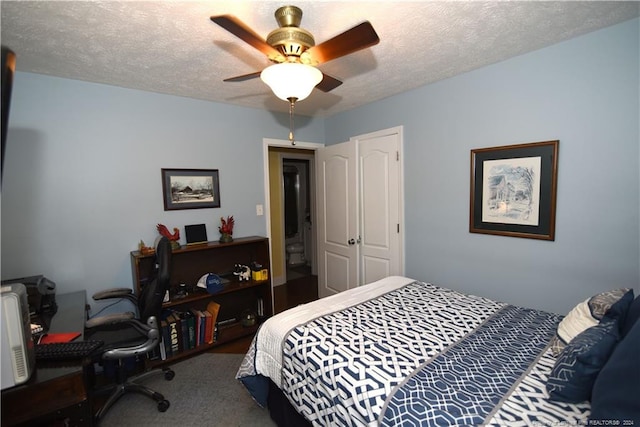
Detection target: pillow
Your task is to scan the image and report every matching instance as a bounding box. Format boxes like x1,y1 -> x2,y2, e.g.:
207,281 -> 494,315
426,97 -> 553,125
605,289 -> 635,326
550,288 -> 631,356
546,317 -> 619,403
589,288 -> 631,318
550,300 -> 598,355
590,316 -> 640,424
620,294 -> 640,338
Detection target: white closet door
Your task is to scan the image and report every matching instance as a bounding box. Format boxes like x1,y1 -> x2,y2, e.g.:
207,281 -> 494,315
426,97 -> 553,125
316,126 -> 403,297
316,140 -> 358,298
356,130 -> 402,284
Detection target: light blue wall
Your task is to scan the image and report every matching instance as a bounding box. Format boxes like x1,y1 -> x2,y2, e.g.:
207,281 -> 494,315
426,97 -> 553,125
2,18 -> 638,316
1,75 -> 325,311
325,18 -> 640,314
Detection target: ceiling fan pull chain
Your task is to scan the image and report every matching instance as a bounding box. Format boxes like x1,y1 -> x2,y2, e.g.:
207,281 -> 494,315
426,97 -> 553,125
288,97 -> 297,145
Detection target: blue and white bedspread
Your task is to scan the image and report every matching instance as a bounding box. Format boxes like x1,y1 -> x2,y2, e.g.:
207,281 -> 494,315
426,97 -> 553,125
237,277 -> 591,426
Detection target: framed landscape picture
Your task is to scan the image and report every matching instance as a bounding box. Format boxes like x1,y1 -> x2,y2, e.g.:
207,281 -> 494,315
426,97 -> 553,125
162,168 -> 220,211
469,140 -> 558,240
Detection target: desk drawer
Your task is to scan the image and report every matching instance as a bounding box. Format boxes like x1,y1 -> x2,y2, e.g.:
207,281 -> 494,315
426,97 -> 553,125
2,369 -> 89,426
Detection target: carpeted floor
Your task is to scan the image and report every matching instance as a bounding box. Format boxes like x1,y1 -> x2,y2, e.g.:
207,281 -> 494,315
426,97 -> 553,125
99,353 -> 276,427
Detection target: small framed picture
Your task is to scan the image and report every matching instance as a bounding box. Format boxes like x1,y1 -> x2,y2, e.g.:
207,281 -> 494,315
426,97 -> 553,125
469,140 -> 559,240
161,168 -> 221,211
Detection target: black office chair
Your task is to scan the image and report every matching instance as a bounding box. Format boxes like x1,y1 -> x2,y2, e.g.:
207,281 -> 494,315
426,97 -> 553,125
85,236 -> 175,422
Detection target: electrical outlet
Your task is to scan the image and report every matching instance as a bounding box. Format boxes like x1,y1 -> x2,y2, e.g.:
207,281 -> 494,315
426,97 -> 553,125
256,204 -> 264,216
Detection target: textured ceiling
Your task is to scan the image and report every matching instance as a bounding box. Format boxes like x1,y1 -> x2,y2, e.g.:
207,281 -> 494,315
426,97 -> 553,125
1,1 -> 638,117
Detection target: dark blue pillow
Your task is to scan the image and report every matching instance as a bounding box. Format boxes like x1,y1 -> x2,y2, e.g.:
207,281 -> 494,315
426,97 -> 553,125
604,289 -> 634,325
547,318 -> 619,403
590,317 -> 640,424
620,295 -> 640,338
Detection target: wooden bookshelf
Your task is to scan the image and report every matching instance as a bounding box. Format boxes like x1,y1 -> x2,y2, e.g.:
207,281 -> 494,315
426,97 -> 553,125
130,236 -> 272,366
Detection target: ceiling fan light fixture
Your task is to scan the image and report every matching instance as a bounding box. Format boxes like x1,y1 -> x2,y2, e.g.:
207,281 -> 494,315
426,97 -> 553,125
260,62 -> 322,102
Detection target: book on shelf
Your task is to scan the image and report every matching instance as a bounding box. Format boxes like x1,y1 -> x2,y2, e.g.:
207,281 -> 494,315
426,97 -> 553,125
166,313 -> 180,354
189,308 -> 203,347
197,310 -> 206,346
203,311 -> 213,345
179,312 -> 189,350
182,310 -> 196,349
171,309 -> 193,351
158,303 -> 221,353
205,301 -> 221,344
177,313 -> 187,352
206,300 -> 220,324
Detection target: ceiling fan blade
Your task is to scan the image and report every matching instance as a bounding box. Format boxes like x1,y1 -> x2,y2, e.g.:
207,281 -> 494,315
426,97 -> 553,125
211,14 -> 283,61
316,73 -> 343,92
223,71 -> 262,82
305,21 -> 380,65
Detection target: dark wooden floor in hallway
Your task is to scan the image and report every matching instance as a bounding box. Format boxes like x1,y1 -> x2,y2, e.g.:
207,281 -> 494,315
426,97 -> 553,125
274,273 -> 318,314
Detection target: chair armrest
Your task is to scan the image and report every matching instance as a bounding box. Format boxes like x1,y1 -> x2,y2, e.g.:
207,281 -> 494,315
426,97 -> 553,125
92,287 -> 137,306
92,287 -> 132,299
85,312 -> 135,329
101,316 -> 161,360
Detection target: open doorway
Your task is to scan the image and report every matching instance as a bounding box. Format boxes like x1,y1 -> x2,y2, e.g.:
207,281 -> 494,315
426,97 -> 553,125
283,158 -> 313,281
263,139 -> 321,288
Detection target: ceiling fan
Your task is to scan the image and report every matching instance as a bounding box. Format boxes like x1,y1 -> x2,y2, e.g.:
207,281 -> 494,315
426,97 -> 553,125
210,5 -> 380,143
210,5 -> 380,98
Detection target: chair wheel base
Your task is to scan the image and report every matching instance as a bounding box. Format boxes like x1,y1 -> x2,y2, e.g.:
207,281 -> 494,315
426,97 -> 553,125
163,368 -> 175,381
158,399 -> 170,412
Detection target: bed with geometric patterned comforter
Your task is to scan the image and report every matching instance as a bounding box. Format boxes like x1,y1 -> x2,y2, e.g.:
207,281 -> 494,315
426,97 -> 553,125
237,276 -> 591,426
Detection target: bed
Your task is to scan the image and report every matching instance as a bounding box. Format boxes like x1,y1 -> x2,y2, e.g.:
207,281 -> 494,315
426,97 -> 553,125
237,276 -> 640,426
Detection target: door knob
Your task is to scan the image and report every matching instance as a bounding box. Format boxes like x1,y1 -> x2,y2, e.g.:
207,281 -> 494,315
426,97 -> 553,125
348,238 -> 356,245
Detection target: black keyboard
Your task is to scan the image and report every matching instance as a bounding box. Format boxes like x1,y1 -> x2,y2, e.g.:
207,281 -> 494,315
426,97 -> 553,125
35,340 -> 104,360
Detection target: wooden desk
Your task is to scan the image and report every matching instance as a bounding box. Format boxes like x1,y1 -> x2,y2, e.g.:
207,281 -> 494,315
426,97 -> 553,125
1,291 -> 92,427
